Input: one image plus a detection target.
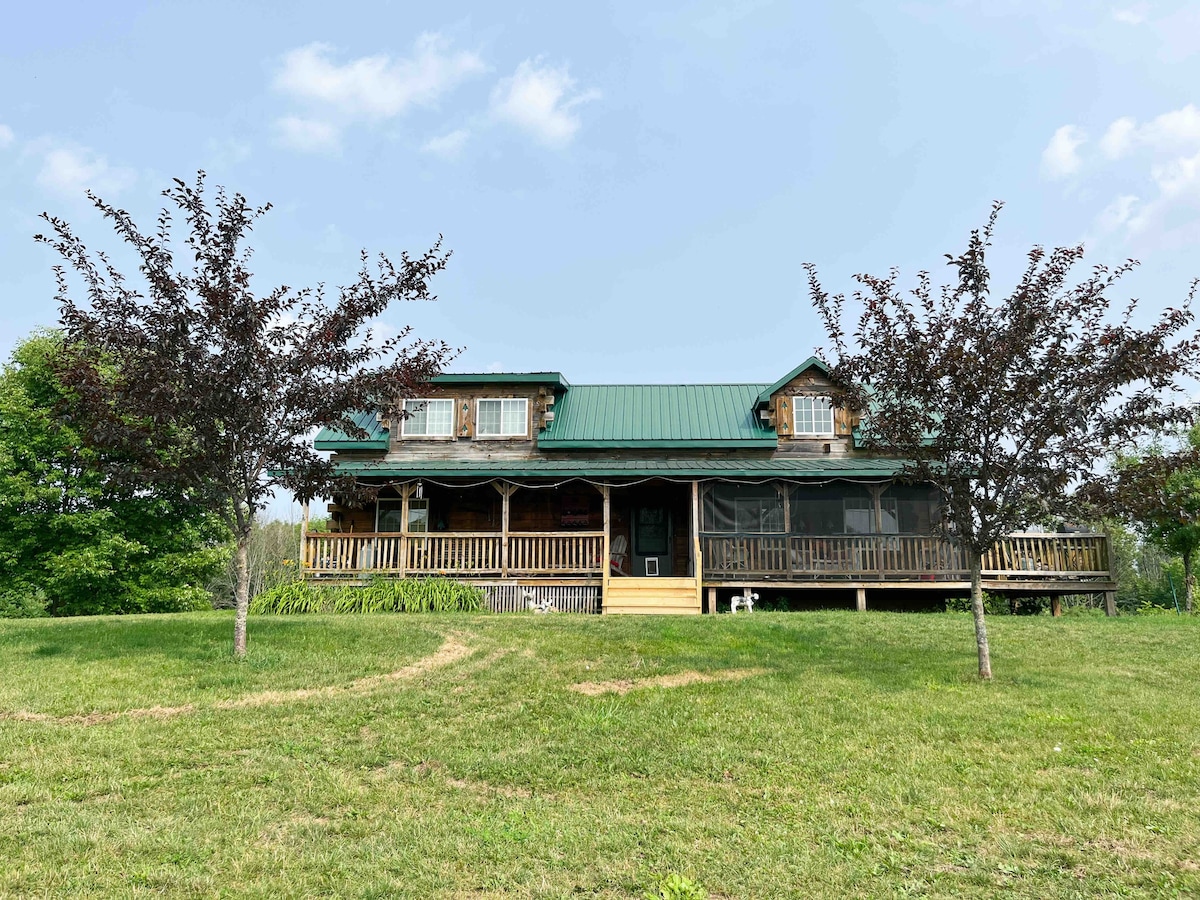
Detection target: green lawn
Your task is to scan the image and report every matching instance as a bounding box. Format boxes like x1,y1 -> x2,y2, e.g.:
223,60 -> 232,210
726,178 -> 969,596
1,611 -> 1197,899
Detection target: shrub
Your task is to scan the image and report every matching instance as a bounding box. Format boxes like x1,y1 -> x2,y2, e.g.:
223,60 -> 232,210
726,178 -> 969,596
250,577 -> 486,615
945,592 -> 1011,615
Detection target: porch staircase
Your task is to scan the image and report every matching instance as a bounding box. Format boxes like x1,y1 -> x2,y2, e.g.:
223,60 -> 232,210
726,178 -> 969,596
602,576 -> 702,615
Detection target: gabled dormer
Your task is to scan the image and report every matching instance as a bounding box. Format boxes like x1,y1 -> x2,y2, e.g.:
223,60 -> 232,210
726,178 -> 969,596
756,357 -> 858,452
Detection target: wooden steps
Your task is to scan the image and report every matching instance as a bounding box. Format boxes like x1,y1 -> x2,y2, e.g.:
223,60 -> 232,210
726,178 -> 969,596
602,576 -> 702,615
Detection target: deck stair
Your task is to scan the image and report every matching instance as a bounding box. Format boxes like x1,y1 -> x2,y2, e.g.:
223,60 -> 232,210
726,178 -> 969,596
602,576 -> 702,615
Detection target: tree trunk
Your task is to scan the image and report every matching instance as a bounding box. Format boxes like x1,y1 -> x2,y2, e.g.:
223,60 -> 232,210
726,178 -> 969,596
233,528 -> 251,658
1185,549 -> 1195,616
969,554 -> 992,680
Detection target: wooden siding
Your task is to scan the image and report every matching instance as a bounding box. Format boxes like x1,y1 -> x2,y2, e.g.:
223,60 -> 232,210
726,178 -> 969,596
386,384 -> 554,459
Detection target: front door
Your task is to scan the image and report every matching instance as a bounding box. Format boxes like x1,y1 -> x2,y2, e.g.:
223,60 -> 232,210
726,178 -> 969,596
633,506 -> 672,576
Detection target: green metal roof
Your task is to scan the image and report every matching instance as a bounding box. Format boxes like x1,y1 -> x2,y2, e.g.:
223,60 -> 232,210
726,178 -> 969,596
432,372 -> 569,389
328,457 -> 906,479
314,411 -> 390,451
755,356 -> 833,407
538,384 -> 775,449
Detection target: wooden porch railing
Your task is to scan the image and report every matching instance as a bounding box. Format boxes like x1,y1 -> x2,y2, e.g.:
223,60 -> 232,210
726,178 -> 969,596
305,531 -> 1111,582
508,532 -> 604,575
701,532 -> 1109,581
303,531 -> 604,577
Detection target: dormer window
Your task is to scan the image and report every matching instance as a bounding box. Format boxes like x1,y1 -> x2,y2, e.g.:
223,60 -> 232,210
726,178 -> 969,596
477,398 -> 528,437
794,396 -> 834,435
401,399 -> 454,437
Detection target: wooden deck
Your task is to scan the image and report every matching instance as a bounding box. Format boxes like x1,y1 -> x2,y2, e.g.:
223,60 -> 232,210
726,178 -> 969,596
303,531 -> 1112,592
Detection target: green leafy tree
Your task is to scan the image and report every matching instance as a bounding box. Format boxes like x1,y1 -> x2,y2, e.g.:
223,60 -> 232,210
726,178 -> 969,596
0,331 -> 225,616
1107,427 -> 1200,614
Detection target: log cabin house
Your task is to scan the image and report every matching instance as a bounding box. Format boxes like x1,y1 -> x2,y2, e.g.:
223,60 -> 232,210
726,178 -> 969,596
305,358 -> 1117,615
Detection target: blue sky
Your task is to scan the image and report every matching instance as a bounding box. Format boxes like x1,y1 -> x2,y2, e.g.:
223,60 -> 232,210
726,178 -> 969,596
4,1 -> 1200,387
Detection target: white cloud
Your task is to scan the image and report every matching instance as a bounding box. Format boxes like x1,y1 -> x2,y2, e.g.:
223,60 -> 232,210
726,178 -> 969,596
489,59 -> 599,147
275,35 -> 485,121
1096,194 -> 1140,232
1080,104 -> 1200,244
0,124 -> 13,149
36,145 -> 136,197
421,128 -> 470,157
1100,116 -> 1136,159
1137,104 -> 1200,152
1112,4 -> 1149,25
1040,125 -> 1087,179
1149,150 -> 1200,198
275,116 -> 341,153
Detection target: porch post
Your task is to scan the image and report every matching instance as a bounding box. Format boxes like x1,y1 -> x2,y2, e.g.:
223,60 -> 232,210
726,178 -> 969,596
781,481 -> 793,577
601,484 -> 611,611
691,480 -> 701,578
501,481 -> 511,577
300,501 -> 310,571
398,484 -> 411,577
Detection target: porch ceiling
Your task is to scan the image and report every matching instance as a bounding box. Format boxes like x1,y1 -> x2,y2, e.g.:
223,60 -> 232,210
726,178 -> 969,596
328,457 -> 908,479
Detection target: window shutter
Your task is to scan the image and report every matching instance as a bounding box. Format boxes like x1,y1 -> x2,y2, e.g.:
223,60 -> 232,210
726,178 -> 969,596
834,406 -> 849,435
458,399 -> 473,438
774,396 -> 791,435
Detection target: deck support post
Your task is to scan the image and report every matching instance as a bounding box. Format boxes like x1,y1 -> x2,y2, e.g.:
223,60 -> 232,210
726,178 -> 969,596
855,587 -> 867,612
706,586 -> 717,615
1104,590 -> 1117,617
1051,596 -> 1062,618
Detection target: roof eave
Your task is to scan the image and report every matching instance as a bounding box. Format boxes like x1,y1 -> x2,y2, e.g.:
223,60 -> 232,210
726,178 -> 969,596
755,356 -> 834,407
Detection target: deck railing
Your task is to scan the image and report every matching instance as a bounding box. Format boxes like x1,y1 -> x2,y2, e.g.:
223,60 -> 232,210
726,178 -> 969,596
701,532 -> 1108,581
303,531 -> 604,577
304,530 -> 1110,582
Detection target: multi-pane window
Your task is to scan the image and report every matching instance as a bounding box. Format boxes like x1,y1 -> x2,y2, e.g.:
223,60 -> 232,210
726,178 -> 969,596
477,398 -> 528,437
376,499 -> 429,532
793,396 -> 835,435
401,399 -> 454,436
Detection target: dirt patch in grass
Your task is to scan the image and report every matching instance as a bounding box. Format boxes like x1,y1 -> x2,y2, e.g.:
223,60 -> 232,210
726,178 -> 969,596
569,667 -> 767,696
1,704 -> 195,726
446,777 -> 535,800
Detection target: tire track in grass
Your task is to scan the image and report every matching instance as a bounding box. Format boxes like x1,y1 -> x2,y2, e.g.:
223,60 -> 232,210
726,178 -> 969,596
0,636 -> 473,726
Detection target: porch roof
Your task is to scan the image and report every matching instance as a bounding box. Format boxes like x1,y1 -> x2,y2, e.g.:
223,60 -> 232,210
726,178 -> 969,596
313,411 -> 391,451
328,457 -> 907,479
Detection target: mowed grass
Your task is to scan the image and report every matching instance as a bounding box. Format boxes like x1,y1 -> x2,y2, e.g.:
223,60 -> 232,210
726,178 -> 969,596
0,612 -> 1197,899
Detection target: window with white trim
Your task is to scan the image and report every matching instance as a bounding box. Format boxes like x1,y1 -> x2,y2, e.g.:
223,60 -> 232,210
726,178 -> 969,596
400,399 -> 454,436
793,396 -> 835,435
477,398 -> 528,437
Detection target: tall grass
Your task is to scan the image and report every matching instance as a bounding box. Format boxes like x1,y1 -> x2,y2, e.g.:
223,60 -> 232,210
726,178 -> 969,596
249,577 -> 486,615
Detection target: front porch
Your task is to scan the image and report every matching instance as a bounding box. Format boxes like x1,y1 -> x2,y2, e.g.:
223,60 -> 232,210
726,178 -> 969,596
304,476 -> 1116,613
